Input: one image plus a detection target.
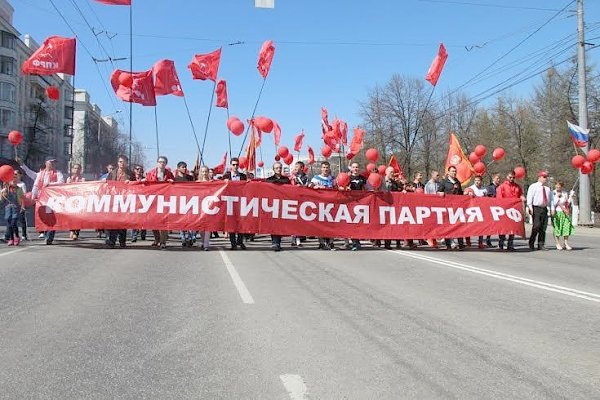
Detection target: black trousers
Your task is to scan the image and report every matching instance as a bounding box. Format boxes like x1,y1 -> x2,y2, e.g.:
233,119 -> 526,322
529,206 -> 548,247
108,229 -> 127,245
229,232 -> 244,247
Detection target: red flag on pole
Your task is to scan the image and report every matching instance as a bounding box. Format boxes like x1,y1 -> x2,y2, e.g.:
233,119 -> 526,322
22,36 -> 76,76
307,146 -> 315,165
339,121 -> 348,145
110,69 -> 157,106
213,152 -> 228,175
215,80 -> 228,108
257,40 -> 275,79
188,48 -> 221,81
152,59 -> 184,97
272,120 -> 281,146
321,107 -> 331,134
94,0 -> 131,4
294,131 -> 305,152
245,127 -> 258,173
445,132 -> 474,186
388,155 -> 406,181
348,128 -> 365,156
425,43 -> 448,86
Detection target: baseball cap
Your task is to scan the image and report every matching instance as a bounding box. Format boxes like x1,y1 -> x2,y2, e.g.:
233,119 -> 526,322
537,171 -> 548,178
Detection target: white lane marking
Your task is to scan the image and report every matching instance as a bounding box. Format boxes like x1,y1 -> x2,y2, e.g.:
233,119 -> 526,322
280,374 -> 308,400
389,250 -> 600,304
0,247 -> 29,257
219,250 -> 255,304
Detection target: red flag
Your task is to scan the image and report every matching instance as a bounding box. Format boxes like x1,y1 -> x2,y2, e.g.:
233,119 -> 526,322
348,127 -> 365,156
110,69 -> 157,106
245,127 -> 258,173
94,0 -> 131,4
321,107 -> 331,134
272,120 -> 282,146
294,131 -> 305,152
213,152 -> 228,175
307,146 -> 315,165
425,43 -> 448,86
188,48 -> 221,81
339,120 -> 348,145
22,36 -> 76,76
215,80 -> 228,108
388,155 -> 406,181
323,131 -> 340,153
152,59 -> 183,97
445,132 -> 474,186
257,40 -> 275,79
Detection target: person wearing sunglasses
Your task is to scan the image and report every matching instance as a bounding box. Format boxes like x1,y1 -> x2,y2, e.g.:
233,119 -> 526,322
221,157 -> 247,250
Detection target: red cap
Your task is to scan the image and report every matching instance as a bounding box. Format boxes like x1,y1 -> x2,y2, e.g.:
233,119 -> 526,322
537,171 -> 548,178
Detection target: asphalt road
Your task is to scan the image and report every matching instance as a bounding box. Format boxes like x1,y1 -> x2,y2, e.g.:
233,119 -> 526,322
1,227 -> 599,399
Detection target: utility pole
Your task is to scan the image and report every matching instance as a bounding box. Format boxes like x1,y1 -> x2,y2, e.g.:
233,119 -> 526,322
577,0 -> 592,225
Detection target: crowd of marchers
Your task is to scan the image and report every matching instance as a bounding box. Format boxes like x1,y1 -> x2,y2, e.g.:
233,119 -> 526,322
1,154 -> 576,253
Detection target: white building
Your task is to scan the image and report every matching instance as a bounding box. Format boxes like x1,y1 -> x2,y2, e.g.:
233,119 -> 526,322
0,0 -> 74,170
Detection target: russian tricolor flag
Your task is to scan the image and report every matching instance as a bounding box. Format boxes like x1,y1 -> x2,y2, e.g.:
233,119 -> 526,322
567,121 -> 589,148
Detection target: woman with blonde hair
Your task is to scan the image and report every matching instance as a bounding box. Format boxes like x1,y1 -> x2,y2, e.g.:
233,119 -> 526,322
196,165 -> 211,251
552,181 -> 574,250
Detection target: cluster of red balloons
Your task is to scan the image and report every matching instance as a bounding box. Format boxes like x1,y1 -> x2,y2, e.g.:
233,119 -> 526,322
468,144 -> 509,176
571,149 -> 600,175
226,116 -> 245,136
253,116 -> 274,133
0,165 -> 15,183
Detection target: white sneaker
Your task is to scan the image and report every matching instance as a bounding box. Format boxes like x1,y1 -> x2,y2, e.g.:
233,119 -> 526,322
38,233 -> 45,239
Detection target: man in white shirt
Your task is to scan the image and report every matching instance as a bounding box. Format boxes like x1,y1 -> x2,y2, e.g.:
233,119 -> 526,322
32,156 -> 65,244
526,171 -> 555,250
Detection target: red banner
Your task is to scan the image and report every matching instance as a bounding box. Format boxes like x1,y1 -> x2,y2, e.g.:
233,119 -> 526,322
35,181 -> 525,239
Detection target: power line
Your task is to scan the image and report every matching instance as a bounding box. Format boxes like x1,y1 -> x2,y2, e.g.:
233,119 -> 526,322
416,0 -> 564,12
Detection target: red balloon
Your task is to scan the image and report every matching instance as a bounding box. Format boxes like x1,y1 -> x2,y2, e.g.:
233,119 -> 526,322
45,86 -> 60,101
284,154 -> 293,165
571,155 -> 586,169
473,161 -> 486,174
238,156 -> 248,169
468,152 -> 480,164
474,144 -> 487,158
367,172 -> 382,189
254,116 -> 274,133
119,72 -> 133,88
0,165 -> 15,183
513,166 -> 526,179
257,161 -> 264,168
229,119 -> 245,136
8,130 -> 23,146
227,116 -> 237,130
336,172 -> 350,187
581,161 -> 594,175
377,165 -> 387,175
365,148 -> 379,162
587,149 -> 600,163
21,192 -> 35,208
274,155 -> 281,161
492,147 -> 505,161
346,153 -> 355,160
277,146 -> 290,158
366,163 -> 376,173
321,145 -> 332,158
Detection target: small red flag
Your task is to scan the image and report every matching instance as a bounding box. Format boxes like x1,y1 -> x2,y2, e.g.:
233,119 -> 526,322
257,40 -> 275,79
22,36 -> 76,76
245,127 -> 258,173
321,107 -> 331,134
388,155 -> 406,181
213,152 -> 228,175
307,146 -> 315,165
425,43 -> 448,86
215,80 -> 228,108
94,0 -> 131,4
110,69 -> 157,106
188,48 -> 221,81
152,59 -> 183,97
293,131 -> 304,152
349,127 -> 365,155
272,120 -> 282,146
445,132 -> 474,186
339,121 -> 348,145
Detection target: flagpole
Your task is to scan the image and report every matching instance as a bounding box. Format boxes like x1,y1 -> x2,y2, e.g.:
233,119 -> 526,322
200,80 -> 217,165
182,95 -> 202,159
413,85 -> 436,140
225,108 -> 232,160
128,3 -> 133,163
154,106 -> 160,159
238,77 -> 267,157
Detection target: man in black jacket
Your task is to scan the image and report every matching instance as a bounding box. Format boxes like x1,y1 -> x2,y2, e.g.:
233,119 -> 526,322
438,165 -> 465,250
266,162 -> 291,251
221,157 -> 247,250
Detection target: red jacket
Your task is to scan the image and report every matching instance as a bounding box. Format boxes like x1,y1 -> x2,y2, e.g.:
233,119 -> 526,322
145,167 -> 174,182
497,180 -> 523,199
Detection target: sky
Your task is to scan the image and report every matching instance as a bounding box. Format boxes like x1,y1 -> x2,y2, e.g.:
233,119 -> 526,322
11,0 -> 600,170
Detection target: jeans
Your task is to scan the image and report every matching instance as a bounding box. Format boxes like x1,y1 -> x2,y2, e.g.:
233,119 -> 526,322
5,216 -> 18,241
271,235 -> 282,247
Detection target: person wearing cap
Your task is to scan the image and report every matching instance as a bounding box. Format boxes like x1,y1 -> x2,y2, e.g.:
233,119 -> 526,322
32,157 -> 65,245
526,171 -> 555,251
497,171 -> 525,251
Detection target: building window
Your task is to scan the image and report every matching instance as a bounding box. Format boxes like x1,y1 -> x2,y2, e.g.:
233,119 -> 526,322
1,31 -> 15,50
0,82 -> 16,102
0,108 -> 15,128
64,125 -> 73,137
0,56 -> 16,76
64,106 -> 73,120
64,142 -> 71,157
